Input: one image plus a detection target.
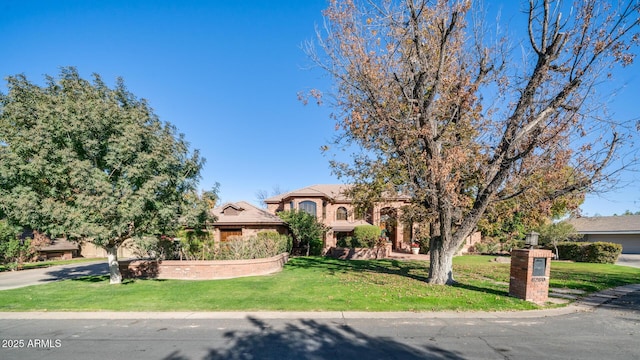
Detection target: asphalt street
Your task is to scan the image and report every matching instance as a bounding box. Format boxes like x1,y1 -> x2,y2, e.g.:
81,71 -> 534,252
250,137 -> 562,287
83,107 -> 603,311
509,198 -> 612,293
0,289 -> 639,360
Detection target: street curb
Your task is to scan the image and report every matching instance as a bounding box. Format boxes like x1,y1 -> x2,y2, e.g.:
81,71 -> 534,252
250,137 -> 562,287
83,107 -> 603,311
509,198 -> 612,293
0,309 -> 583,320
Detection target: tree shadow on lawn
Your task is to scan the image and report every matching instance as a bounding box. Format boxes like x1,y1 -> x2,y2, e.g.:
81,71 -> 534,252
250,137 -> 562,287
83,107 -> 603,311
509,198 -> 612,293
288,257 -> 508,297
287,257 -> 430,281
451,282 -> 509,297
162,317 -> 465,360
69,275 -> 167,285
42,262 -> 108,283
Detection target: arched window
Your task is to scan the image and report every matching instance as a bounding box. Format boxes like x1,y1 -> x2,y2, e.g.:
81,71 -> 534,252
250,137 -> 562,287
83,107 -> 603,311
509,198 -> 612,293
336,207 -> 348,221
299,201 -> 317,217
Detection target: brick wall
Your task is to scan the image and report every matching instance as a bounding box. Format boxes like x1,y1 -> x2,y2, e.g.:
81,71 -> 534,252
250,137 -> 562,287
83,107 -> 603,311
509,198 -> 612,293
119,253 -> 289,280
509,249 -> 553,304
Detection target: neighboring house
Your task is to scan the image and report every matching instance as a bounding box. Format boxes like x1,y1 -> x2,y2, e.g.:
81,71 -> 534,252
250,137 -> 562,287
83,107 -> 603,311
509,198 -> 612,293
565,215 -> 640,254
210,201 -> 289,242
264,184 -> 413,250
36,239 -> 79,260
20,228 -> 135,260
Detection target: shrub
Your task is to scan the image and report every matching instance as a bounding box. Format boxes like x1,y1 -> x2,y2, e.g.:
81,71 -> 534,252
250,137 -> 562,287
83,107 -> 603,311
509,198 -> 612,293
503,239 -> 524,252
337,236 -> 356,248
556,242 -> 584,261
419,242 -> 430,254
0,220 -> 33,269
278,210 -> 326,256
0,238 -> 32,270
134,231 -> 291,261
471,242 -> 488,254
216,232 -> 291,260
132,235 -> 178,260
555,241 -> 622,264
353,225 -> 381,248
177,229 -> 215,260
253,231 -> 292,258
583,242 -> 622,264
469,237 -> 503,255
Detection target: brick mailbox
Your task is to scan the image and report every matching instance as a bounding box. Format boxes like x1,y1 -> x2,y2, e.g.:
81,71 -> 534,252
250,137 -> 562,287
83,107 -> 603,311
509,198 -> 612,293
509,249 -> 553,304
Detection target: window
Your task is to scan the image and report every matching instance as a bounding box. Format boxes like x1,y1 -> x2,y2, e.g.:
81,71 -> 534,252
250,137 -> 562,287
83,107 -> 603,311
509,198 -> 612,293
299,201 -> 317,217
336,207 -> 348,221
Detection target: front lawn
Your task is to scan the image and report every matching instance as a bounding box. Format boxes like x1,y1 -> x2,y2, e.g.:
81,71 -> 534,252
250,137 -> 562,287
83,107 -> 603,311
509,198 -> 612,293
0,256 -> 638,312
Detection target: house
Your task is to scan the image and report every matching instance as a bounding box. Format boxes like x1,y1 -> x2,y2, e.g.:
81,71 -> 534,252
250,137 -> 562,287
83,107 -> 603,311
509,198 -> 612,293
264,184 -> 413,250
565,215 -> 640,254
36,239 -> 79,260
210,201 -> 289,242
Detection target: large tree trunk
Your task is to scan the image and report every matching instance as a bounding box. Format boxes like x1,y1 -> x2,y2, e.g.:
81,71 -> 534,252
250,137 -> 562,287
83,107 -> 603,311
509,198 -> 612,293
428,200 -> 472,285
428,239 -> 455,284
428,193 -> 458,285
106,245 -> 122,284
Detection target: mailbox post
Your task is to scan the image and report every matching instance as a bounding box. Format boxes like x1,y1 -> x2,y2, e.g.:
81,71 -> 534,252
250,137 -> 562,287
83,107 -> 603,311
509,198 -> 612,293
509,248 -> 553,304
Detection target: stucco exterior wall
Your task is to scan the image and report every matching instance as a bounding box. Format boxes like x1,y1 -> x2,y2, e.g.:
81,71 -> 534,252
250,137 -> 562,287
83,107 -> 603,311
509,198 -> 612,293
79,239 -> 137,259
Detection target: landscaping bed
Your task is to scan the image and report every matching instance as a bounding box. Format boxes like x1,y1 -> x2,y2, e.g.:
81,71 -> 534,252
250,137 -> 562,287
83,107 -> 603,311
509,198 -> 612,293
325,243 -> 392,260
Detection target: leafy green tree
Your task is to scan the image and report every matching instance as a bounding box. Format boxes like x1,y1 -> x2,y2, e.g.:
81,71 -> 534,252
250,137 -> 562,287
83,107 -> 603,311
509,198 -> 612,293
277,210 -> 327,256
0,219 -> 25,269
537,222 -> 580,259
0,68 -> 205,283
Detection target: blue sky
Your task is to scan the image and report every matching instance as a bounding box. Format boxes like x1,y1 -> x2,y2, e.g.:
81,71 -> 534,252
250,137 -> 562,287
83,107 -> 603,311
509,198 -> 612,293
1,1 -> 638,216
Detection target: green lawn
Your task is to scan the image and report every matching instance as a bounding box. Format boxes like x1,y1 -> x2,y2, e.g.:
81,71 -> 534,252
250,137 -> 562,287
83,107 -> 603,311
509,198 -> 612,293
0,256 -> 638,312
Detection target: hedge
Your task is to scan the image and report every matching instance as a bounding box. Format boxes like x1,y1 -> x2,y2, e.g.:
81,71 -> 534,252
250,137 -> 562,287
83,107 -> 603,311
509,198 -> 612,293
353,225 -> 383,248
555,241 -> 622,264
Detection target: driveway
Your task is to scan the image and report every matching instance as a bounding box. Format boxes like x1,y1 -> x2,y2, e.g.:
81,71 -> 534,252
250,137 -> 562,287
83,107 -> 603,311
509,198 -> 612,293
616,254 -> 640,268
0,260 -> 107,290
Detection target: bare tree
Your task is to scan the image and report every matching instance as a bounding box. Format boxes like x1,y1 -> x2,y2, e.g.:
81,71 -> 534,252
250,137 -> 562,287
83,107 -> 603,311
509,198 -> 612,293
256,185 -> 288,208
305,0 -> 640,284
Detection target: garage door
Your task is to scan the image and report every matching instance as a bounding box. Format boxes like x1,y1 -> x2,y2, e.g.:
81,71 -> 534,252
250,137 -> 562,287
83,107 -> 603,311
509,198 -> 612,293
220,229 -> 242,242
586,234 -> 640,254
617,239 -> 640,254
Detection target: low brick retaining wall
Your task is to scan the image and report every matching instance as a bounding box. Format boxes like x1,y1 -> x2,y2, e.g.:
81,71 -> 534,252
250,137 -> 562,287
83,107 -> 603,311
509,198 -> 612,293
118,253 -> 289,280
326,243 -> 392,260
